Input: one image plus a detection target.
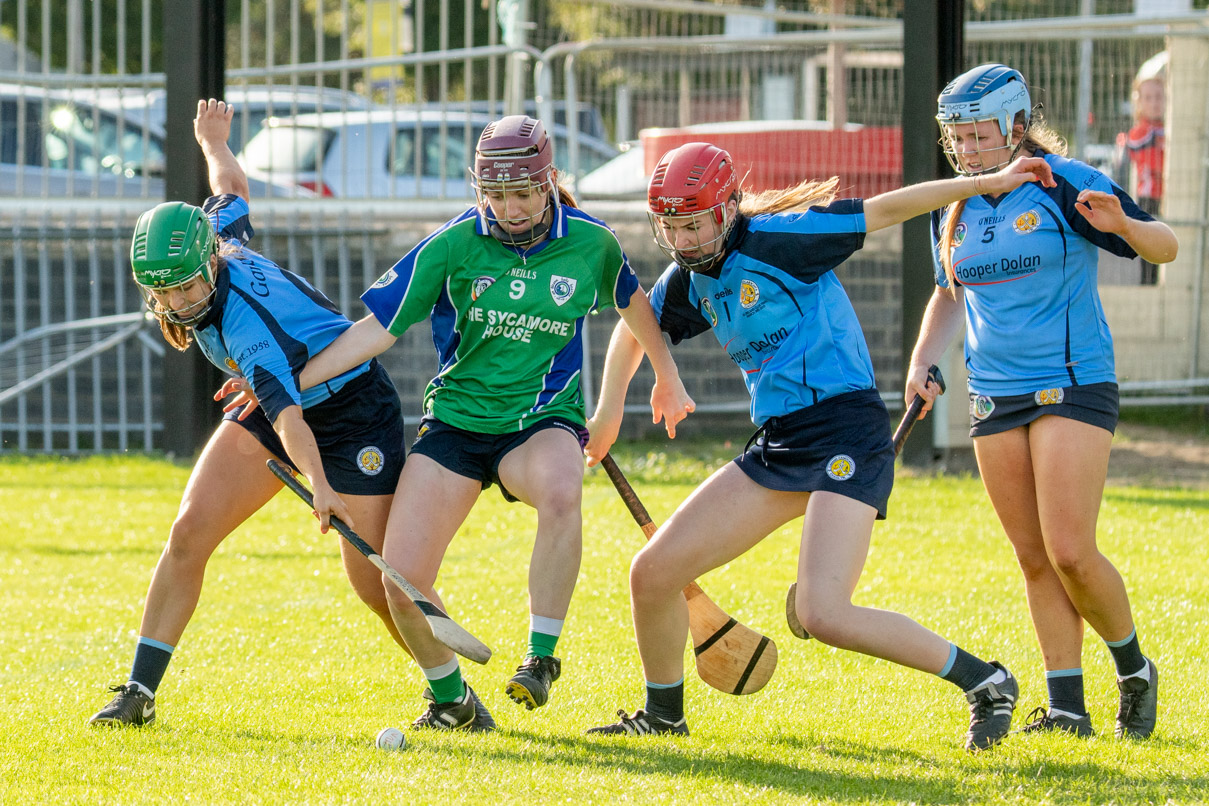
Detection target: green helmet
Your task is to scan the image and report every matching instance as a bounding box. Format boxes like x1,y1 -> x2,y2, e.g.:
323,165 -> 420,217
131,201 -> 217,325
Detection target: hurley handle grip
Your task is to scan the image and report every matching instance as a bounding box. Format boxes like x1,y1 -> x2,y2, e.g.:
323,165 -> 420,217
892,364 -> 946,456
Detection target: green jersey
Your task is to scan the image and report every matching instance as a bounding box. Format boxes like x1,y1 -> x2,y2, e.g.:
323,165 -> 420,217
362,204 -> 638,433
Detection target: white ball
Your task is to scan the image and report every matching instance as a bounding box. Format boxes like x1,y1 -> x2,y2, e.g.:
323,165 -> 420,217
375,726 -> 406,751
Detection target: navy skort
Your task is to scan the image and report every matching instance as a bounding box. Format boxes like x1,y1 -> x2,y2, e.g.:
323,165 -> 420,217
734,389 -> 895,519
409,415 -> 589,502
969,381 -> 1118,438
227,359 -> 407,496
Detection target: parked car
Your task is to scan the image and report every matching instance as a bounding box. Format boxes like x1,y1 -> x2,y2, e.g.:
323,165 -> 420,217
575,141 -> 646,200
94,84 -> 374,156
1,83 -> 303,198
240,109 -> 620,198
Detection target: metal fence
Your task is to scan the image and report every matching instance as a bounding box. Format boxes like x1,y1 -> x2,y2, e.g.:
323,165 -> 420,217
2,1 -> 1208,453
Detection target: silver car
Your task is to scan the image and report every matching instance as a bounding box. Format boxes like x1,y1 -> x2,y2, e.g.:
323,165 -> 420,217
1,83 -> 303,199
240,109 -> 619,199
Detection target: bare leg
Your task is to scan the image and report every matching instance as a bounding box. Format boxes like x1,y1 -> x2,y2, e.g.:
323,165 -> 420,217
138,422 -> 280,645
628,463 -> 806,685
794,491 -> 952,673
497,427 -> 586,621
975,425 -> 1085,671
378,454 -> 481,669
337,493 -> 412,655
1029,416 -> 1135,642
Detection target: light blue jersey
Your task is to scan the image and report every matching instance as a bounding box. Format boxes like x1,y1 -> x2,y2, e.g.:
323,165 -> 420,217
191,194 -> 370,423
650,201 -> 875,426
932,152 -> 1152,396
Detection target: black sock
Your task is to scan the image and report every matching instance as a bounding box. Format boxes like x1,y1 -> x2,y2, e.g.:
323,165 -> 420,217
644,680 -> 684,723
130,638 -> 174,694
1046,669 -> 1087,715
940,644 -> 998,692
1106,630 -> 1146,677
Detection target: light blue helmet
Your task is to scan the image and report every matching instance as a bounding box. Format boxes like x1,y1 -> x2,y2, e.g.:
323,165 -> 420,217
936,63 -> 1031,136
936,64 -> 1031,175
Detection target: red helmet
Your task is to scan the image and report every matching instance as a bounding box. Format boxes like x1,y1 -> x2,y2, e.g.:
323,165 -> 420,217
473,115 -> 553,187
647,142 -> 738,219
647,143 -> 740,271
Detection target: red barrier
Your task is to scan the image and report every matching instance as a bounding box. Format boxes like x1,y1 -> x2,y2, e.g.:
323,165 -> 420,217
641,122 -> 903,200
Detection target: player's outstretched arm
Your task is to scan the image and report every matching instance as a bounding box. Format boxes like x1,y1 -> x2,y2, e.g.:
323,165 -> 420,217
194,99 -> 250,202
864,156 -> 1055,233
300,314 -> 397,390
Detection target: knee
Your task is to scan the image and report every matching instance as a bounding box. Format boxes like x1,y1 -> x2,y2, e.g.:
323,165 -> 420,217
629,548 -> 676,604
1048,544 -> 1097,582
535,479 -> 583,524
1012,545 -> 1054,582
796,599 -> 851,648
162,511 -> 221,568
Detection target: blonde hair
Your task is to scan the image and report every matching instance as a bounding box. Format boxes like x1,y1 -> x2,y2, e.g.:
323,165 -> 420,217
739,177 -> 840,216
937,115 -> 1065,296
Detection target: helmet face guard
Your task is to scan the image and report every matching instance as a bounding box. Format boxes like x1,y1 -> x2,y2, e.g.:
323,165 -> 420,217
131,201 -> 218,326
471,115 -> 557,247
647,142 -> 738,272
936,63 -> 1032,176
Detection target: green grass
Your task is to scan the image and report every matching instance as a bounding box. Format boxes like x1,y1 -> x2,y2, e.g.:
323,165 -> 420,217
2,450 -> 1206,804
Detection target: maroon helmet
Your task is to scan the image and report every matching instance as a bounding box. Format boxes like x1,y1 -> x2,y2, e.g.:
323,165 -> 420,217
647,142 -> 740,271
473,115 -> 553,187
472,115 -> 558,247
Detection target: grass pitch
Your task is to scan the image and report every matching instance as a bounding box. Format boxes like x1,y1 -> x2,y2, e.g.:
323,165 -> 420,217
1,447 -> 1206,804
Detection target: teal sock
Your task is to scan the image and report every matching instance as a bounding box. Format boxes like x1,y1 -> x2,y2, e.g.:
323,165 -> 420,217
422,658 -> 465,704
527,615 -> 563,658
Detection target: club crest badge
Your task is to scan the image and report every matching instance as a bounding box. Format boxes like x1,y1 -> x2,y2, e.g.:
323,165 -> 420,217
471,276 -> 494,301
357,446 -> 385,476
550,275 -> 577,306
953,222 -> 967,247
1034,388 -> 1064,406
972,394 -> 995,420
1013,210 -> 1041,235
371,268 -> 397,288
825,454 -> 855,481
740,279 -> 760,309
701,298 -> 719,327
225,358 -> 240,372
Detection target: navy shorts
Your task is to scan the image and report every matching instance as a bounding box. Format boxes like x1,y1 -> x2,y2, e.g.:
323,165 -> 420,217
226,360 -> 407,496
969,382 -> 1118,438
734,389 -> 895,519
409,415 -> 589,503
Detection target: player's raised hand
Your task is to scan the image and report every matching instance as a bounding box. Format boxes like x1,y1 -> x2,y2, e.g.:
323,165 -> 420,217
1074,189 -> 1129,235
194,98 -> 234,148
981,155 -> 1056,194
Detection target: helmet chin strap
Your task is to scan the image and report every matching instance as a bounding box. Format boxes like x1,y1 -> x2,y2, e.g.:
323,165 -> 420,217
488,192 -> 557,248
490,219 -> 550,248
